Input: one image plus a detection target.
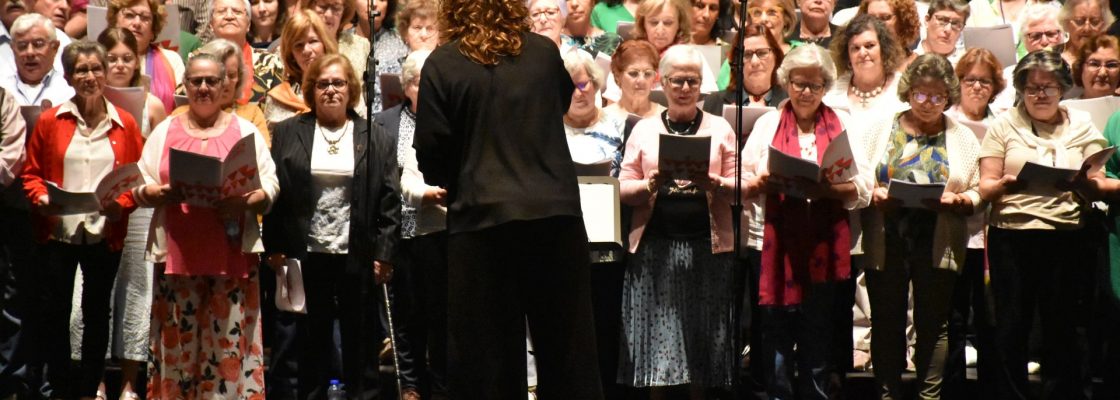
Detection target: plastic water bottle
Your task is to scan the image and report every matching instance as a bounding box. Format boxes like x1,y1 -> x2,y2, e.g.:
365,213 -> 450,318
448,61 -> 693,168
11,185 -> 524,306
327,379 -> 346,400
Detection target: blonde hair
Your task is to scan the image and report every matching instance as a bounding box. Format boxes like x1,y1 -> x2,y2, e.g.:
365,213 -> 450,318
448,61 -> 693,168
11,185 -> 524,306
280,9 -> 339,82
632,0 -> 691,47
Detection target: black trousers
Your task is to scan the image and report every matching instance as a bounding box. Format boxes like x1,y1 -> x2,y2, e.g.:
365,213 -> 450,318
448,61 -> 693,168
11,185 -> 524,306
988,227 -> 1091,400
944,248 -> 996,399
447,216 -> 603,400
389,231 -> 450,397
298,252 -> 379,400
589,258 -> 624,400
0,191 -> 39,398
37,240 -> 120,398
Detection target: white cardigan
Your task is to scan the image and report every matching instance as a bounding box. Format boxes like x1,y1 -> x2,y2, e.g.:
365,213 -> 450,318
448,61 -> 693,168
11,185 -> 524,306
856,109 -> 984,273
740,105 -> 874,252
134,114 -> 280,263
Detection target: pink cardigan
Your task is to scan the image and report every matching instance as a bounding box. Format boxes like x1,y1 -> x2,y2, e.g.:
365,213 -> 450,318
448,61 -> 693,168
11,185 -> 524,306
619,111 -> 738,254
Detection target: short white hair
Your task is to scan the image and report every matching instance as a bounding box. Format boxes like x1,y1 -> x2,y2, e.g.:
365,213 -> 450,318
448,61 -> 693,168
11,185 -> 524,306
212,0 -> 253,21
562,49 -> 605,89
658,44 -> 704,77
776,44 -> 837,90
10,13 -> 57,41
526,0 -> 568,18
1019,4 -> 1062,42
401,49 -> 432,85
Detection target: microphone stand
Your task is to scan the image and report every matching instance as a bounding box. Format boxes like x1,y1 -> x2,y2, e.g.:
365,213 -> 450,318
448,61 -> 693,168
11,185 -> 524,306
729,1 -> 749,396
364,8 -> 404,400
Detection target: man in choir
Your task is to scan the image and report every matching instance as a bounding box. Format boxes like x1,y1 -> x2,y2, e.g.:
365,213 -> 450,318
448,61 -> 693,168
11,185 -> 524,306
0,0 -> 71,79
1,13 -> 73,106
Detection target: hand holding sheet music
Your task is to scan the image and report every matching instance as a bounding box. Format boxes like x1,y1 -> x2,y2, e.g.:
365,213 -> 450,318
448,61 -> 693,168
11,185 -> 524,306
1015,146 -> 1117,195
169,134 -> 262,207
886,179 -> 946,208
44,163 -> 145,214
658,133 -> 711,180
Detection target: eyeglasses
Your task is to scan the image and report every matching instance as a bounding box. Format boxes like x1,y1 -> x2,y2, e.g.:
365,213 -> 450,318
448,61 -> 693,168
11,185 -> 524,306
120,9 -> 153,24
13,39 -> 50,52
186,76 -> 223,88
107,54 -> 136,65
1084,60 -> 1120,71
742,48 -> 772,60
624,68 -> 656,79
790,80 -> 825,94
213,7 -> 247,17
314,3 -> 344,15
666,76 -> 701,89
1023,85 -> 1061,98
315,79 -> 347,90
962,77 -> 993,88
74,65 -> 105,77
910,91 -> 948,106
530,8 -> 560,21
574,81 -> 593,92
931,15 -> 965,32
1070,17 -> 1103,28
1025,30 -> 1062,43
747,6 -> 782,20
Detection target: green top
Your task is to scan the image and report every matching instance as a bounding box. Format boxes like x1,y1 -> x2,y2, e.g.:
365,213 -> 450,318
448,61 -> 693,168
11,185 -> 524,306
591,3 -> 634,34
178,31 -> 202,64
1101,110 -> 1120,300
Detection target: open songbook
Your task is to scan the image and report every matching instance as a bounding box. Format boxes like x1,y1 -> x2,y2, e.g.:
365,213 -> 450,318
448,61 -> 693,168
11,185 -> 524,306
168,134 -> 261,207
722,105 -> 774,139
767,131 -> 856,182
658,133 -> 711,180
887,180 -> 946,208
1016,146 -> 1117,196
45,163 -> 145,214
104,86 -> 147,127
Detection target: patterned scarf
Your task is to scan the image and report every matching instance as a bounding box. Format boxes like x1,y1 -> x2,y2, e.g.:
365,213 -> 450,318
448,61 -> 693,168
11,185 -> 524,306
759,103 -> 851,306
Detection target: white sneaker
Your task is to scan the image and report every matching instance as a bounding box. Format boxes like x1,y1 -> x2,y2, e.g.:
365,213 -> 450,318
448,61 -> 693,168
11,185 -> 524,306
1028,361 -> 1041,374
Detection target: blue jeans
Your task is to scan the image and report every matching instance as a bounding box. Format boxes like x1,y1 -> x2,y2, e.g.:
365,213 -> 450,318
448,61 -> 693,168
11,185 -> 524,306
758,281 -> 837,400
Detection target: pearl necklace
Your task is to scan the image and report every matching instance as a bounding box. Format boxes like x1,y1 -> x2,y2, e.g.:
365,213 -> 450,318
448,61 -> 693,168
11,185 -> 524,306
850,79 -> 885,107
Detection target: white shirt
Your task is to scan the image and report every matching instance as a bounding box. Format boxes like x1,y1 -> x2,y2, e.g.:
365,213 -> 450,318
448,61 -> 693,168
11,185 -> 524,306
0,69 -> 75,108
0,24 -> 72,85
308,120 -> 355,254
0,88 -> 26,187
54,98 -> 123,244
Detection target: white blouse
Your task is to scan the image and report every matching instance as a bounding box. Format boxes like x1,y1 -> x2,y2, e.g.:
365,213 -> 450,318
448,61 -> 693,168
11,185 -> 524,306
55,99 -> 123,244
308,120 -> 355,254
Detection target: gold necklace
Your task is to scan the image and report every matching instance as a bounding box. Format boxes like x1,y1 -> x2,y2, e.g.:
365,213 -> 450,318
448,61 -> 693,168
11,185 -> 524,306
318,120 -> 350,155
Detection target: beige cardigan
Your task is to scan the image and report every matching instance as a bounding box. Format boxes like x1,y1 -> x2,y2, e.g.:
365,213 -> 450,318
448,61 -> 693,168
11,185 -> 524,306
856,110 -> 985,273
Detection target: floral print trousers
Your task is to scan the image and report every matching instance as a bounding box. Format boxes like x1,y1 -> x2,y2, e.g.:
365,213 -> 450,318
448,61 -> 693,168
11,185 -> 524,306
147,266 -> 266,400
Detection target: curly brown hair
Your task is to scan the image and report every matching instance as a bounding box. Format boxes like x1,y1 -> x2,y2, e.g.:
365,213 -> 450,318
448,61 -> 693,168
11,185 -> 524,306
830,14 -> 905,77
857,0 -> 920,54
1072,34 -> 1120,88
439,0 -> 530,66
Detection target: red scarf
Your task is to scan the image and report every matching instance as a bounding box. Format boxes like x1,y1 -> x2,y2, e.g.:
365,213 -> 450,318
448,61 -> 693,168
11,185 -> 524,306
759,103 -> 851,306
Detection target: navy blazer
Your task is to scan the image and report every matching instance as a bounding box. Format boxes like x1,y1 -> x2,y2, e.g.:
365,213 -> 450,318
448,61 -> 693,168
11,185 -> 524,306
262,111 -> 401,267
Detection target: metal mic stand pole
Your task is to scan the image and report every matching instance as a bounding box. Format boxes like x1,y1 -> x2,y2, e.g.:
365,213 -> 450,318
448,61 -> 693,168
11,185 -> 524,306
730,1 -> 749,396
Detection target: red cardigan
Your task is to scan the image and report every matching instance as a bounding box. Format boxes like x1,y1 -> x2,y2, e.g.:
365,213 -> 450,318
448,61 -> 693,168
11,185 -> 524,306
21,103 -> 144,251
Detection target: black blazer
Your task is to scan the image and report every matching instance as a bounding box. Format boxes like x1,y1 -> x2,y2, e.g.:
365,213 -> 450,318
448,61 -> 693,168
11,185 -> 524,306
372,103 -> 404,137
262,111 -> 401,267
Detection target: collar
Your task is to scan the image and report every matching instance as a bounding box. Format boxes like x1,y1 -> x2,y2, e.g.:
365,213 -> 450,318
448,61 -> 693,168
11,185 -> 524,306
0,21 -> 9,42
56,97 -> 124,127
739,88 -> 773,105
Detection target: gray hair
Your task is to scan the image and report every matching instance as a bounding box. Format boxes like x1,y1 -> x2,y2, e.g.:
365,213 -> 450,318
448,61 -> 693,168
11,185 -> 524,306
401,49 -> 432,86
212,0 -> 253,21
1019,4 -> 1063,42
61,40 -> 107,78
10,13 -> 57,41
898,53 -> 960,109
562,49 -> 606,91
1012,49 -> 1073,97
526,0 -> 568,19
658,44 -> 704,77
186,52 -> 228,81
1058,0 -> 1116,32
197,38 -> 246,94
776,44 -> 837,91
926,0 -> 970,21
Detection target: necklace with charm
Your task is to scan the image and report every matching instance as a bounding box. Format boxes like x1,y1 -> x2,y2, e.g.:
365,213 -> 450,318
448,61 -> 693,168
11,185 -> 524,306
318,120 -> 350,155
